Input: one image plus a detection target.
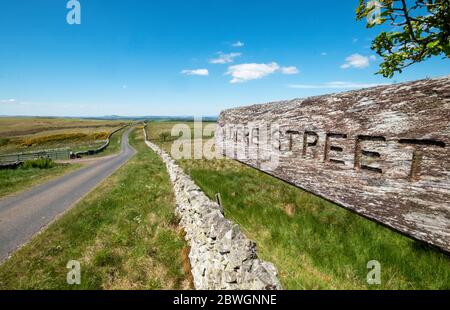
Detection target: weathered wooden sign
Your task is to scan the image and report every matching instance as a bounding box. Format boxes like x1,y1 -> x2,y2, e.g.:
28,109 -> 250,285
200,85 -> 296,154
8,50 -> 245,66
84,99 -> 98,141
216,76 -> 450,254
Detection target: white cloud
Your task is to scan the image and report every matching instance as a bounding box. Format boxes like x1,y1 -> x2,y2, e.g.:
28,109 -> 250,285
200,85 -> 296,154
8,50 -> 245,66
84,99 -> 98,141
321,52 -> 328,56
209,52 -> 241,64
281,66 -> 299,75
288,81 -> 388,89
0,98 -> 17,104
232,41 -> 245,47
226,62 -> 298,83
340,53 -> 375,69
181,69 -> 209,76
226,62 -> 280,83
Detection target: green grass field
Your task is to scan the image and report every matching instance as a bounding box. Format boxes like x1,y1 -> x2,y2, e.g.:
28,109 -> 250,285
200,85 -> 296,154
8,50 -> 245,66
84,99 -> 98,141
0,117 -> 126,136
146,121 -> 450,290
0,128 -> 191,289
0,117 -> 127,155
0,161 -> 81,198
0,119 -> 129,199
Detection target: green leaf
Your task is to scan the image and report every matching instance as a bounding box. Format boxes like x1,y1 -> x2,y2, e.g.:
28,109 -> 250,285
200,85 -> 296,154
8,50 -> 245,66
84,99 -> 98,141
429,40 -> 439,48
356,0 -> 449,78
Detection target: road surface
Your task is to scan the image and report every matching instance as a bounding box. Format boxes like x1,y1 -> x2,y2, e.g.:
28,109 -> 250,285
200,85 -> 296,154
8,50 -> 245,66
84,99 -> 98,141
0,127 -> 136,262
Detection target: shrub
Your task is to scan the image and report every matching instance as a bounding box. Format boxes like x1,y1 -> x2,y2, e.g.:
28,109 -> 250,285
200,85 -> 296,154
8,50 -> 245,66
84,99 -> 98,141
93,132 -> 108,140
159,132 -> 171,142
22,158 -> 56,169
20,133 -> 88,147
0,138 -> 10,147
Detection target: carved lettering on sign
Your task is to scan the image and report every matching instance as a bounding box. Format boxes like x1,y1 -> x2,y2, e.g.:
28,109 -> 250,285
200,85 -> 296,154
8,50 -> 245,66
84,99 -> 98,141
354,135 -> 386,174
216,76 -> 450,254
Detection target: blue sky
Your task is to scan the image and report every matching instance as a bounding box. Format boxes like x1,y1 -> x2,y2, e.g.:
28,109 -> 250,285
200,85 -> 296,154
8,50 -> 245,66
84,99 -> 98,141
0,0 -> 448,117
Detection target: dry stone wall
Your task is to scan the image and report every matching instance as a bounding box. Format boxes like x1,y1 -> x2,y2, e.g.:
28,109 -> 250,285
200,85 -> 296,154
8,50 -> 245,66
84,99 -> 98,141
143,129 -> 282,290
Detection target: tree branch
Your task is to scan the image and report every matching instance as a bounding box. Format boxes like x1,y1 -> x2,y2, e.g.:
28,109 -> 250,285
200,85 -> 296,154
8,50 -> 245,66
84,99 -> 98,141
400,0 -> 420,43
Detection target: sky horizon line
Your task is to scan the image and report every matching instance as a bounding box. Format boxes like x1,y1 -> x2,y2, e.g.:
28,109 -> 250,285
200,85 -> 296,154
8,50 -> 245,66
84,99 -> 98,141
2,73 -> 449,118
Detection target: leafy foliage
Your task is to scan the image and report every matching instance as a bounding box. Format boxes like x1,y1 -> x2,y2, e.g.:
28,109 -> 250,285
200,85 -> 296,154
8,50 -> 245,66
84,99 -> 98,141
159,131 -> 172,142
0,138 -> 10,147
22,158 -> 56,169
357,0 -> 450,77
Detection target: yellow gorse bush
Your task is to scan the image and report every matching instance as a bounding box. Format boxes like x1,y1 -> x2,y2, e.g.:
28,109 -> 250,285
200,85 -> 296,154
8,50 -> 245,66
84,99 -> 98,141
18,132 -> 109,147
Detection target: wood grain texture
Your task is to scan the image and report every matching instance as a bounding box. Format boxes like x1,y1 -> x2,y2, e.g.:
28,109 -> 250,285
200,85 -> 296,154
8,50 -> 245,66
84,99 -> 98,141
216,76 -> 450,254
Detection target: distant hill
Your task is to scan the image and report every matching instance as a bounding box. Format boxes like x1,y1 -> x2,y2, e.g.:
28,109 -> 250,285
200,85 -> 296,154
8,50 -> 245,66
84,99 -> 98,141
0,115 -> 218,122
87,115 -> 218,122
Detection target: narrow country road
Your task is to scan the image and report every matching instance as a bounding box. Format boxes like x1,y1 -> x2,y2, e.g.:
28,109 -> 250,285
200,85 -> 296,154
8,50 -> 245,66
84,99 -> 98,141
0,127 -> 136,262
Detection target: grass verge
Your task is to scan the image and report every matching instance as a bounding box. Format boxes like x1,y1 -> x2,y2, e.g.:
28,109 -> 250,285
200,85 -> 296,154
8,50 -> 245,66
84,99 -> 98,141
146,121 -> 450,290
0,162 -> 81,198
0,128 -> 190,289
89,126 -> 128,157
